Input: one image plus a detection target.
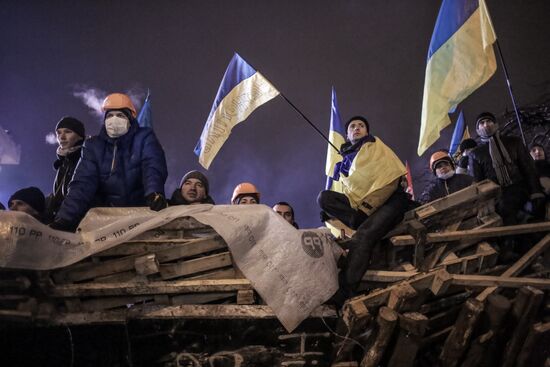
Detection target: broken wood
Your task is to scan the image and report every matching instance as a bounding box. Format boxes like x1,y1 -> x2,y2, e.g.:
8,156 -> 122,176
360,306 -> 398,367
387,312 -> 428,367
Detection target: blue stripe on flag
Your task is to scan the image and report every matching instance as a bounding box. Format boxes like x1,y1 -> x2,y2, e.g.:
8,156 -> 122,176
449,110 -> 465,155
428,0 -> 479,59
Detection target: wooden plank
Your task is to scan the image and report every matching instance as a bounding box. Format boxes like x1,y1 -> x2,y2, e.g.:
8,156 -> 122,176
134,254 -> 159,275
387,312 -> 428,367
186,268 -> 237,280
360,307 -> 398,367
237,290 -> 255,305
80,296 -> 153,311
171,292 -> 235,305
48,305 -> 338,325
49,278 -> 252,297
159,252 -> 233,280
476,233 -> 550,302
361,270 -> 418,283
392,222 -> 550,246
451,274 -> 550,289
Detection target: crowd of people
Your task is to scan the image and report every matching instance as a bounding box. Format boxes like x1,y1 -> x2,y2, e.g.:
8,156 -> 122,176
3,92 -> 549,306
2,93 -> 300,230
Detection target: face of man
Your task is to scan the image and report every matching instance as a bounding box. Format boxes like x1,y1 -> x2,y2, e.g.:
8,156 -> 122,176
477,119 -> 497,137
347,120 -> 368,143
237,196 -> 257,205
56,128 -> 81,149
531,146 -> 545,161
435,160 -> 452,176
9,199 -> 39,217
180,178 -> 206,204
273,204 -> 293,224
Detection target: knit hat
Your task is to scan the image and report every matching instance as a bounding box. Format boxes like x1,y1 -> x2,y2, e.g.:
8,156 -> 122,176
56,117 -> 85,138
475,112 -> 496,127
179,170 -> 209,195
8,187 -> 46,214
345,116 -> 370,134
459,138 -> 477,152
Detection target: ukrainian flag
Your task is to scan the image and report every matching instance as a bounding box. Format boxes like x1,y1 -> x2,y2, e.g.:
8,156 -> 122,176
325,87 -> 345,191
194,53 -> 280,169
418,0 -> 496,156
137,91 -> 153,129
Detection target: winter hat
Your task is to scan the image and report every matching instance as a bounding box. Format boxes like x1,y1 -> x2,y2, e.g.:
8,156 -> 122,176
56,117 -> 85,138
459,138 -> 477,152
475,112 -> 496,127
345,116 -> 370,134
179,170 -> 209,195
8,187 -> 46,214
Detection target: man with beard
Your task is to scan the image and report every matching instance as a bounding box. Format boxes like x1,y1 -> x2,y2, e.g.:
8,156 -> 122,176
170,170 -> 215,205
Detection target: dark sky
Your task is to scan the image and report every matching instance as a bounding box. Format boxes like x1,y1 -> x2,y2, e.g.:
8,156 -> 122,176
2,1 -> 550,227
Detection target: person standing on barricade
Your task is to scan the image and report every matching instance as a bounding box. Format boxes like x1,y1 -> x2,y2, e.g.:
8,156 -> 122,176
45,116 -> 86,221
50,93 -> 168,232
317,115 -> 410,306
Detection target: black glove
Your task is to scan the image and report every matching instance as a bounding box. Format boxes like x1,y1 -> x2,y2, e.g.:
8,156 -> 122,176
458,155 -> 469,169
49,218 -> 78,233
320,210 -> 331,223
146,192 -> 168,211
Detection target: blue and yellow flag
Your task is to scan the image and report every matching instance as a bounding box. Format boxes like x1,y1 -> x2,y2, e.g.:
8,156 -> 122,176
137,91 -> 153,129
325,87 -> 345,190
418,0 -> 496,156
194,53 -> 280,169
449,110 -> 468,155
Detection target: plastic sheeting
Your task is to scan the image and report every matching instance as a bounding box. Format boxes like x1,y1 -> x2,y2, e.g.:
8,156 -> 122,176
0,204 -> 340,332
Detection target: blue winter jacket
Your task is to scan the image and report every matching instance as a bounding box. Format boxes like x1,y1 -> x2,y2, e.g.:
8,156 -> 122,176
56,121 -> 167,225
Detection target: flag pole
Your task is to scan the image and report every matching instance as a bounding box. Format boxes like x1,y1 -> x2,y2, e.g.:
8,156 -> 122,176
278,93 -> 340,153
495,40 -> 526,146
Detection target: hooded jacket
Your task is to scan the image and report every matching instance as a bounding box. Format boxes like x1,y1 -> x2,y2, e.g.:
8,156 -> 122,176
469,134 -> 541,195
46,141 -> 84,218
56,120 -> 167,225
419,173 -> 474,204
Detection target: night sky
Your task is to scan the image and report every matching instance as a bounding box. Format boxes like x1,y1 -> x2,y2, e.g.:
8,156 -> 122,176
2,1 -> 550,228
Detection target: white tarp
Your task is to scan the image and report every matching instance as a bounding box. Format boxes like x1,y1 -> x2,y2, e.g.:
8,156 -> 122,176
0,204 -> 340,331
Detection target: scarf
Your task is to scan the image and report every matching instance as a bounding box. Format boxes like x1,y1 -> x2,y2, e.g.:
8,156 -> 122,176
332,135 -> 376,181
480,131 -> 513,187
56,144 -> 82,157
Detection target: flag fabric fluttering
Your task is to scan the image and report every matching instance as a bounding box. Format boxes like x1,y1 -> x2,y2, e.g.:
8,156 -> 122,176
325,87 -> 346,190
194,53 -> 280,169
417,0 -> 497,156
137,91 -> 153,129
405,161 -> 415,200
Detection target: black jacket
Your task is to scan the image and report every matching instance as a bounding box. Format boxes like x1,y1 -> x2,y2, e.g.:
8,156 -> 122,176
419,173 -> 474,204
469,135 -> 541,195
46,143 -> 83,218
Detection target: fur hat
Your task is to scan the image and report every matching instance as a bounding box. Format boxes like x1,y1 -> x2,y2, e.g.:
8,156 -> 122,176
56,117 -> 85,138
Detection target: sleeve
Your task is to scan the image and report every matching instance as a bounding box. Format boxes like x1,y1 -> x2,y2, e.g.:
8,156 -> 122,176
140,129 -> 168,196
55,140 -> 100,225
468,153 -> 485,182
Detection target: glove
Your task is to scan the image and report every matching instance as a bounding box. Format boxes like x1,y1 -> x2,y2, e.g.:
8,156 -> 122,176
320,210 -> 331,223
458,155 -> 469,169
146,192 -> 168,211
49,218 -> 78,233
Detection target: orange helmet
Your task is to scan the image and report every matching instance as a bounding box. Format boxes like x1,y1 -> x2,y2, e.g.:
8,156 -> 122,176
231,182 -> 260,204
102,93 -> 137,118
429,151 -> 454,173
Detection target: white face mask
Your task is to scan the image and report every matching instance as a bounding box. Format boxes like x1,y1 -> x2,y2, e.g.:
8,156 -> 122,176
436,169 -> 455,180
105,116 -> 130,138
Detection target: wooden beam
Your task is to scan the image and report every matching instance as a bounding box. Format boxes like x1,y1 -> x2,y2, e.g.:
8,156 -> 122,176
362,270 -> 418,283
49,279 -> 252,297
476,233 -> 550,302
360,307 -> 398,367
451,274 -> 550,289
391,222 -> 550,246
159,252 -> 233,280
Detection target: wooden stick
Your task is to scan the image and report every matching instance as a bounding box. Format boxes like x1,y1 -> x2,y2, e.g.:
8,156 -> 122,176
450,274 -> 550,289
360,307 -> 398,367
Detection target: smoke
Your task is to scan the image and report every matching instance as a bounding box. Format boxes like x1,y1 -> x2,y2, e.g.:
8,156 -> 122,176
72,85 -> 145,122
45,132 -> 57,145
0,127 -> 21,165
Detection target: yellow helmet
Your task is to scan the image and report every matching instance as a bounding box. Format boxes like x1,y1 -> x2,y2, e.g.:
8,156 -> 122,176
231,182 -> 260,204
102,93 -> 137,118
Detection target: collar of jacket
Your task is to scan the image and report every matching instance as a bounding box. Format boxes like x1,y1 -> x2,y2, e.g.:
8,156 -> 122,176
53,142 -> 83,169
340,135 -> 376,156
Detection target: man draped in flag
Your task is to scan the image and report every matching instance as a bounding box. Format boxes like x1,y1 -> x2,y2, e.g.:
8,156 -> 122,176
194,53 -> 280,169
418,0 -> 497,156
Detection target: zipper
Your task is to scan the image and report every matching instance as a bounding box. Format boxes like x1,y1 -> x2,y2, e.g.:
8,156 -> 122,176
110,141 -> 118,173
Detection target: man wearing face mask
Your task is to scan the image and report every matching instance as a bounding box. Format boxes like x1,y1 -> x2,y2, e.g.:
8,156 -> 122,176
45,116 -> 86,221
419,151 -> 473,204
469,112 -> 544,225
50,93 -> 168,232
